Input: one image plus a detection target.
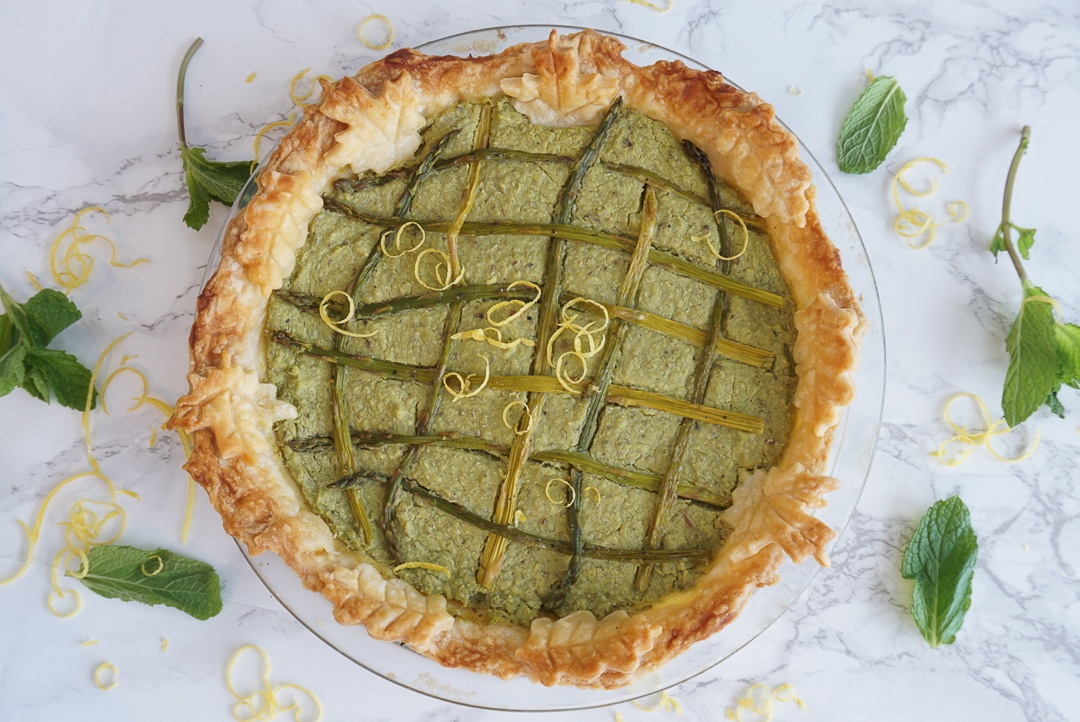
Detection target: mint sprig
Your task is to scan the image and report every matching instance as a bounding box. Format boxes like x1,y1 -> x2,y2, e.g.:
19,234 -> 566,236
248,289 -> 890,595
177,38 -> 254,231
71,545 -> 223,620
0,284 -> 97,410
992,127 -> 1079,425
836,75 -> 908,174
901,496 -> 978,648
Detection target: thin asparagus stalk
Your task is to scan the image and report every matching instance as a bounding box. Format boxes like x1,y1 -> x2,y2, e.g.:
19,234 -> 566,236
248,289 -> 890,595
320,200 -> 783,308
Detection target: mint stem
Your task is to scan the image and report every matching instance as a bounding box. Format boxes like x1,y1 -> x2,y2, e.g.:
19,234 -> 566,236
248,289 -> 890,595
176,38 -> 203,150
1000,126 -> 1031,285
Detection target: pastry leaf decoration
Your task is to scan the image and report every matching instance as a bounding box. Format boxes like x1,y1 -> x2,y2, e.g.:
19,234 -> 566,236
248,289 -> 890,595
901,496 -> 978,648
71,545 -> 223,620
0,283 -> 97,410
176,38 -> 254,230
836,75 -> 907,174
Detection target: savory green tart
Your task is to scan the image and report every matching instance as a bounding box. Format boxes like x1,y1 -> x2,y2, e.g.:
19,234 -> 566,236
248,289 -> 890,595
171,29 -> 864,687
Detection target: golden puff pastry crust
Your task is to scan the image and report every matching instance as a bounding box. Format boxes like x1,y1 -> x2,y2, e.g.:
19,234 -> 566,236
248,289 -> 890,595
170,29 -> 865,688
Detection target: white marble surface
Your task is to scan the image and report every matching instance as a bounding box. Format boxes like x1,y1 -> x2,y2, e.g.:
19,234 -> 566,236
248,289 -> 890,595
2,1 -> 1079,720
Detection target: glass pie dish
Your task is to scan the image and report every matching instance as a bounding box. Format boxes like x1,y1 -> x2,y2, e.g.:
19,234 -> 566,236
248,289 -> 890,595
204,24 -> 886,712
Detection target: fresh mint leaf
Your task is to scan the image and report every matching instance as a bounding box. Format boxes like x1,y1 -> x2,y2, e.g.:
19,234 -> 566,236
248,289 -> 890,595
181,146 -> 252,230
1056,323 -> 1080,389
837,75 -> 908,174
1002,283 -> 1059,427
177,39 -> 254,231
901,496 -> 978,648
0,343 -> 26,396
1045,390 -> 1066,417
24,348 -> 96,410
989,224 -> 1006,258
23,288 -> 81,346
72,545 -> 223,620
1016,226 -> 1036,260
0,282 -> 97,409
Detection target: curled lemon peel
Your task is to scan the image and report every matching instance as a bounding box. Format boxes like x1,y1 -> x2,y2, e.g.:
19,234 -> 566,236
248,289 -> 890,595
584,485 -> 601,505
451,326 -> 536,351
358,14 -> 394,50
288,68 -> 332,108
545,478 -> 576,508
379,222 -> 426,258
695,209 -> 750,261
514,509 -> 528,525
930,392 -> 1040,465
96,349 -> 197,544
414,248 -> 465,291
393,561 -> 452,577
891,157 -> 970,249
486,280 -> 542,327
502,400 -> 536,435
82,639 -> 99,647
624,0 -> 673,10
226,645 -> 323,722
725,683 -> 806,721
162,638 -> 170,653
546,298 -> 609,393
632,689 -> 683,713
254,114 -> 296,165
49,207 -> 148,293
442,355 -> 491,402
318,291 -> 377,339
93,662 -> 119,691
141,554 -> 164,577
555,350 -> 590,394
245,72 -> 257,84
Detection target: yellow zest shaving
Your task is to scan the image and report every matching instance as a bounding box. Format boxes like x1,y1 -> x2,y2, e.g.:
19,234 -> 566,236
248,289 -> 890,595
514,509 -> 527,525
141,555 -> 164,577
1023,294 -> 1062,320
624,0 -> 673,10
96,348 -> 196,543
695,209 -> 750,261
379,222 -> 426,258
49,207 -> 148,293
82,639 -> 99,647
502,400 -> 536,435
544,478 -> 576,508
94,662 -> 118,691
393,561 -> 452,577
584,485 -> 601,505
414,248 -> 464,291
288,68 -> 332,108
318,291 -> 377,339
442,355 -> 491,402
632,690 -> 683,714
891,157 -> 970,249
358,14 -> 394,50
788,86 -> 802,96
547,298 -> 609,394
615,713 -> 625,722
930,392 -> 1040,465
26,271 -> 43,291
866,69 -> 876,83
226,645 -> 323,722
162,638 -> 170,653
254,114 -> 296,165
245,71 -> 257,83
451,326 -> 536,351
725,683 -> 806,721
486,280 -> 542,326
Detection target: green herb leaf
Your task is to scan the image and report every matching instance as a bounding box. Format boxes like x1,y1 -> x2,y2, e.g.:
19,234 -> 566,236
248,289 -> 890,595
1002,283 -> 1060,426
181,146 -> 252,230
0,343 -> 26,397
1015,226 -> 1036,260
901,496 -> 978,648
0,284 -> 48,348
1045,390 -> 1066,417
837,75 -> 908,174
1055,323 -> 1080,389
72,545 -> 223,620
176,39 -> 254,231
23,288 -> 82,346
23,348 -> 96,410
989,224 -> 1006,258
